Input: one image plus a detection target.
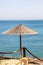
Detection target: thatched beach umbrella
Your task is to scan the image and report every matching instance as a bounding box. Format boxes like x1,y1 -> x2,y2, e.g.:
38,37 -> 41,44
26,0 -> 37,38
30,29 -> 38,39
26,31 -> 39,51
3,24 -> 38,58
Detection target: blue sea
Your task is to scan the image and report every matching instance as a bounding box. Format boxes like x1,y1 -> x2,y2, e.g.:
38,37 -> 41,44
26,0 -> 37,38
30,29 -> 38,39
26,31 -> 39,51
0,20 -> 43,59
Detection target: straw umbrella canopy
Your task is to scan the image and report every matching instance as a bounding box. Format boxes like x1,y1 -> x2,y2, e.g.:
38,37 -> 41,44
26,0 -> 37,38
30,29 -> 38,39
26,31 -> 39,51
3,24 -> 38,58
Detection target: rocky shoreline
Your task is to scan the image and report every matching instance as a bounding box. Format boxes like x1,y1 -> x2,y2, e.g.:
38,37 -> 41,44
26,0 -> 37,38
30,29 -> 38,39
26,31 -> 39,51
0,57 -> 43,65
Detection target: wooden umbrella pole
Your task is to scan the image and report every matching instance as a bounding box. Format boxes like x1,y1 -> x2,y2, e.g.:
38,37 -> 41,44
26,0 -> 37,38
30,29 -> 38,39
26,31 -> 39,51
20,35 -> 22,58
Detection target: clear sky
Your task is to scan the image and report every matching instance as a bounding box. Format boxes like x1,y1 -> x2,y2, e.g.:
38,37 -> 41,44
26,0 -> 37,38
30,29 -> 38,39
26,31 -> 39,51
0,0 -> 43,20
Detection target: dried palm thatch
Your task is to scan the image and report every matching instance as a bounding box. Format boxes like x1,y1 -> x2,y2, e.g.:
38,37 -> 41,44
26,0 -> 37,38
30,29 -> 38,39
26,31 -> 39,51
3,24 -> 38,35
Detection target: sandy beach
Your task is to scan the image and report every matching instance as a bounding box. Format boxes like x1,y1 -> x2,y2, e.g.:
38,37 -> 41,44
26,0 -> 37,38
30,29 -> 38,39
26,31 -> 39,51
0,57 -> 43,65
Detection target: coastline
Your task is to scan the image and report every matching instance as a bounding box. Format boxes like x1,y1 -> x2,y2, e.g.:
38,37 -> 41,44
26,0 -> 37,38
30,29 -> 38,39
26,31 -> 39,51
0,57 -> 43,65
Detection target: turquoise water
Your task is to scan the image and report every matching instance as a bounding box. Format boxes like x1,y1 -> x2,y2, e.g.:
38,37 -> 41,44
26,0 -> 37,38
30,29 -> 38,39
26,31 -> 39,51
0,20 -> 43,59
